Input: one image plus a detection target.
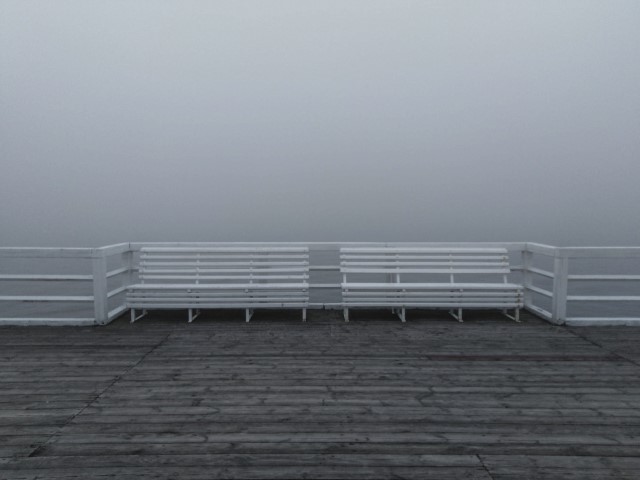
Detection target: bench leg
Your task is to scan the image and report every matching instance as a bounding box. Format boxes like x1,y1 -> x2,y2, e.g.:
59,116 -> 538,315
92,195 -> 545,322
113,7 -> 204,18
449,308 -> 463,322
245,309 -> 254,323
503,308 -> 521,323
302,308 -> 307,322
130,308 -> 147,323
188,309 -> 201,323
396,308 -> 406,323
343,308 -> 349,323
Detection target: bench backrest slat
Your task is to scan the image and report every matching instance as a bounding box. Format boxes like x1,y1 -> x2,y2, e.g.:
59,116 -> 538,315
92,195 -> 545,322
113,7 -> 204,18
340,247 -> 513,280
138,247 -> 309,285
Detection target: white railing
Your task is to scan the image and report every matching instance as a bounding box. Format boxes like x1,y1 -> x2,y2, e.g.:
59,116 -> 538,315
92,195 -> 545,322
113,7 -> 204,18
0,243 -> 133,325
521,243 -> 557,322
1,242 -> 639,326
522,244 -> 640,325
92,243 -> 135,325
0,246 -> 95,325
556,247 -> 640,326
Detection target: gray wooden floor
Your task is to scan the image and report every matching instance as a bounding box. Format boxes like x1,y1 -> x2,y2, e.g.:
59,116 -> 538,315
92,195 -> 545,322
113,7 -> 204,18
2,309 -> 640,479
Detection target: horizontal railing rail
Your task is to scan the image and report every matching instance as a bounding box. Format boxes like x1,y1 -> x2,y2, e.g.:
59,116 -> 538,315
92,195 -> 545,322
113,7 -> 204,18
559,247 -> 640,326
0,246 -> 96,325
1,242 -> 639,325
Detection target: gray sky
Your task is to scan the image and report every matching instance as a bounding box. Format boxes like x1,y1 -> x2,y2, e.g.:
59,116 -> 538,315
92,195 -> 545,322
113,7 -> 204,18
1,0 -> 639,246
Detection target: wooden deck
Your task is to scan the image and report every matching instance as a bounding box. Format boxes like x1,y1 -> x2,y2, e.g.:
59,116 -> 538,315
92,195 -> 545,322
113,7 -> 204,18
1,310 -> 640,479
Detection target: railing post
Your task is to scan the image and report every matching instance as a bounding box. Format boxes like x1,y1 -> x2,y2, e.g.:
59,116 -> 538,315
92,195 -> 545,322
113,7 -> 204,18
126,246 -> 135,287
551,250 -> 569,324
521,247 -> 533,309
92,249 -> 109,325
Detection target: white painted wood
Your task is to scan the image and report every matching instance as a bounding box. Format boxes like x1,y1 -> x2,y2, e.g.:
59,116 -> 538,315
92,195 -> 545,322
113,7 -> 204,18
560,247 -> 640,258
128,283 -> 309,290
106,266 -> 129,278
108,304 -> 128,320
130,241 -> 528,250
92,253 -> 109,326
340,282 -> 522,289
128,302 -> 309,309
126,250 -> 135,285
341,247 -> 509,254
0,318 -> 95,326
525,304 -> 552,320
0,248 -> 97,325
566,318 -> 640,326
341,247 -> 522,322
144,247 -> 308,253
3,241 -> 640,327
96,243 -> 131,256
0,247 -> 94,258
568,274 -> 640,280
550,255 -> 569,324
524,243 -> 558,256
526,284 -> 553,298
568,295 -> 640,301
107,285 -> 128,299
127,247 -> 309,321
522,249 -> 533,308
527,267 -> 555,278
342,267 -> 511,274
0,295 -> 93,302
0,274 -> 92,281
343,302 -> 524,307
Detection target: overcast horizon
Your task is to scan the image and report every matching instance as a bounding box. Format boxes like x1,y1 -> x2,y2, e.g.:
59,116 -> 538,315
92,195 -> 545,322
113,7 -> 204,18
1,1 -> 639,247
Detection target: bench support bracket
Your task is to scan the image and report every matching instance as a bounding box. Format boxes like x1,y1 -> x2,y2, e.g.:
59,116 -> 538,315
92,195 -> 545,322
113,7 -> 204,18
449,308 -> 464,322
394,307 -> 406,323
503,308 -> 521,323
188,309 -> 201,323
130,308 -> 147,323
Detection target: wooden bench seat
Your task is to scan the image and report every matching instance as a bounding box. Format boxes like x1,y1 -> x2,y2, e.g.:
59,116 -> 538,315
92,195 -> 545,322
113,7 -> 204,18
340,247 -> 523,322
127,247 -> 309,322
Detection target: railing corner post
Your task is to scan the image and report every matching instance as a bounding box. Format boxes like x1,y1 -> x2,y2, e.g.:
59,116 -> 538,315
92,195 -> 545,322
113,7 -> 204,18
126,245 -> 135,287
92,250 -> 109,325
521,247 -> 533,309
551,250 -> 569,325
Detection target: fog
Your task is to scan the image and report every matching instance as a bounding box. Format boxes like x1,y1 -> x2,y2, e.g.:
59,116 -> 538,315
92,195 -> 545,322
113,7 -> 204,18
1,1 -> 639,247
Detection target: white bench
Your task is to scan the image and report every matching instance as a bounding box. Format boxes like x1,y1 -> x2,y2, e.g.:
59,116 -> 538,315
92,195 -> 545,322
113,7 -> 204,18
127,247 -> 309,323
340,247 -> 523,322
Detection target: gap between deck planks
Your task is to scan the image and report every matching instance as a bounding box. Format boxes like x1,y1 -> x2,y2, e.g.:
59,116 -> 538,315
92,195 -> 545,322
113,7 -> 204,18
1,310 -> 640,479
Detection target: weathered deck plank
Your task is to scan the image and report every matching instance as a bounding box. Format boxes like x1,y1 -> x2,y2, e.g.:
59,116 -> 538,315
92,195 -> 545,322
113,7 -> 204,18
1,310 -> 640,479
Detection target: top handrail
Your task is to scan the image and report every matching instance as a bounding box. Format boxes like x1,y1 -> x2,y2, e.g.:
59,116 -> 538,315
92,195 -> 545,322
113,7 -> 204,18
3,242 -> 640,259
0,247 -> 95,259
558,247 -> 640,258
